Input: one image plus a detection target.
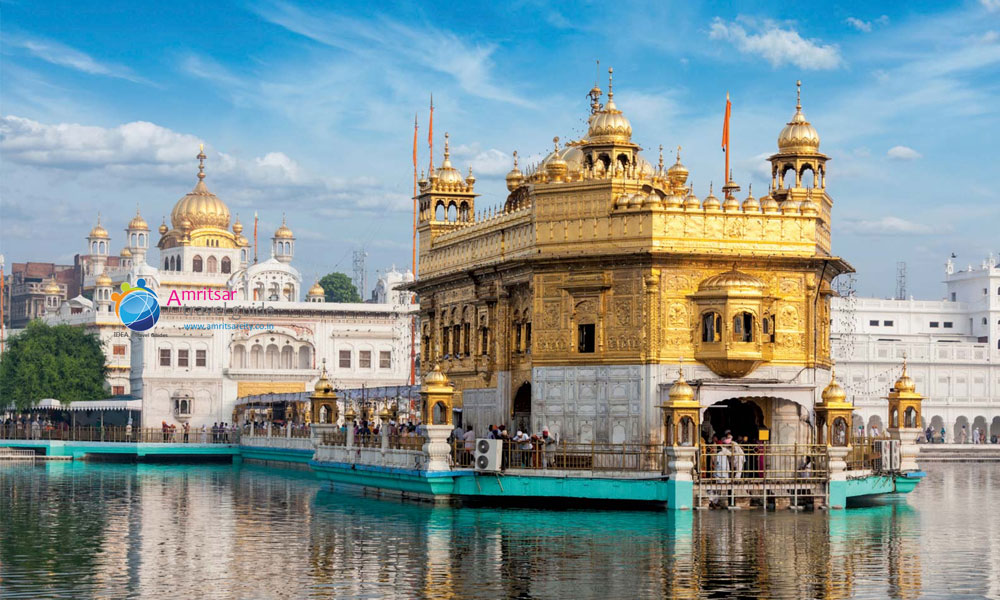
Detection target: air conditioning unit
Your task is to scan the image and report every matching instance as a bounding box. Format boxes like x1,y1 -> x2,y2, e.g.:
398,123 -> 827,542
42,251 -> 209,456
877,440 -> 902,472
473,438 -> 501,472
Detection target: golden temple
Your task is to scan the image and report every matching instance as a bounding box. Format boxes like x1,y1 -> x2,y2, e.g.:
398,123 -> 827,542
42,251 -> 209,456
412,70 -> 852,445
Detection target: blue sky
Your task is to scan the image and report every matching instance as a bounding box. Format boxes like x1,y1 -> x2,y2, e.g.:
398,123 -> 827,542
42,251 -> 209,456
2,0 -> 999,298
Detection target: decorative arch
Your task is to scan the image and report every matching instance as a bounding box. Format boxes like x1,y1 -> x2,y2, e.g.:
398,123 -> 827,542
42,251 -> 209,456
192,255 -> 203,272
206,256 -> 218,273
221,257 -> 231,274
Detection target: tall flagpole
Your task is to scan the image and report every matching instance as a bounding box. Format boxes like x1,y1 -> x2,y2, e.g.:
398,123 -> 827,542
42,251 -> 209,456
410,113 -> 418,386
253,211 -> 259,264
722,91 -> 731,187
428,94 -> 434,173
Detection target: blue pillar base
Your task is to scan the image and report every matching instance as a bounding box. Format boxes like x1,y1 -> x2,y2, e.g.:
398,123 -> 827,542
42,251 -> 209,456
666,479 -> 694,510
828,480 -> 847,509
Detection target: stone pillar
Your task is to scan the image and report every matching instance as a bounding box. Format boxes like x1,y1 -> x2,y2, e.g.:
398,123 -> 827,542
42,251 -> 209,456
827,446 -> 849,509
423,424 -> 453,471
891,427 -> 922,472
346,426 -> 355,448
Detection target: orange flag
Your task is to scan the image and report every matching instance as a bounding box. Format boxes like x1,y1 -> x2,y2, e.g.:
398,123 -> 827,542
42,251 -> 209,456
412,113 -> 418,168
722,92 -> 731,153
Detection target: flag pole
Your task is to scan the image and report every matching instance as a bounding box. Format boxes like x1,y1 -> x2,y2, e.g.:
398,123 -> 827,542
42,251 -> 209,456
253,211 -> 259,264
410,112 -> 418,386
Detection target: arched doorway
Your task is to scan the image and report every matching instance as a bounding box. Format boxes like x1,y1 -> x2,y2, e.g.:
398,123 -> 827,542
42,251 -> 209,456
512,382 -> 531,432
703,398 -> 764,443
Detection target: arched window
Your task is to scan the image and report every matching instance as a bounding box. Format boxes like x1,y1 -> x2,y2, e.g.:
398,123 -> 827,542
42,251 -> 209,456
435,202 -> 445,221
762,314 -> 776,343
232,345 -> 246,369
139,233 -> 145,247
832,417 -> 848,447
265,344 -> 279,369
702,312 -> 722,343
221,257 -> 231,274
206,256 -> 218,273
280,345 -> 294,369
250,344 -> 263,369
164,258 -> 169,270
192,256 -> 203,272
447,203 -> 457,222
733,312 -> 754,342
297,346 -> 311,369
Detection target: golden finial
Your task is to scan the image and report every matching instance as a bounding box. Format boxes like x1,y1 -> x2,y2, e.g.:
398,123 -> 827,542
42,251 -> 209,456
553,136 -> 560,152
676,145 -> 682,163
197,144 -> 207,180
512,150 -> 518,168
444,132 -> 450,159
607,67 -> 614,100
796,80 -> 802,110
748,182 -> 752,195
658,144 -> 664,170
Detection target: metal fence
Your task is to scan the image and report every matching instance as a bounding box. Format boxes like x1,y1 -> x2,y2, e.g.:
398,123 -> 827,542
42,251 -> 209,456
317,431 -> 426,451
450,439 -> 664,472
696,443 -> 829,508
0,425 -> 239,444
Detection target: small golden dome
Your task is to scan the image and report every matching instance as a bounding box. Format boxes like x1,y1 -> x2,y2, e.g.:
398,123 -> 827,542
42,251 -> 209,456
702,185 -> 721,211
684,192 -> 701,210
668,368 -> 696,403
434,133 -> 465,185
800,197 -> 819,216
780,199 -> 800,214
127,209 -> 149,231
894,361 -> 917,394
663,193 -> 683,209
43,278 -> 61,295
505,151 -> 524,191
723,194 -> 740,212
120,247 -> 132,257
158,218 -> 168,235
307,281 -> 324,297
170,148 -> 231,231
544,137 -> 568,181
89,216 -> 109,239
465,167 -> 476,186
777,81 -> 821,153
237,235 -> 250,247
821,368 -> 848,404
761,194 -> 780,214
232,218 -> 244,235
379,405 -> 392,421
615,194 -> 630,209
667,148 -> 689,187
274,216 -> 294,239
698,268 -> 767,294
423,363 -> 449,386
96,272 -> 113,287
742,186 -> 760,212
587,68 -> 632,143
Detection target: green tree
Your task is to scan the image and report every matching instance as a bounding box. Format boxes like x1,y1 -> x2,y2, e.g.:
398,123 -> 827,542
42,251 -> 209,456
0,321 -> 107,410
319,272 -> 362,303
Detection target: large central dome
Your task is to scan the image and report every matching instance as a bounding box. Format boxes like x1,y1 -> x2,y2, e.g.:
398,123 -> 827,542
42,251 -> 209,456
170,148 -> 231,230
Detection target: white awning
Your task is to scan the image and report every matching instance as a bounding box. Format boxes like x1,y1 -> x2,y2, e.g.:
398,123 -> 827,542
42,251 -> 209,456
59,399 -> 143,412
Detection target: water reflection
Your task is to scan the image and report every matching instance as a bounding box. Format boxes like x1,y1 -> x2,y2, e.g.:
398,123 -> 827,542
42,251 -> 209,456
0,462 -> 997,599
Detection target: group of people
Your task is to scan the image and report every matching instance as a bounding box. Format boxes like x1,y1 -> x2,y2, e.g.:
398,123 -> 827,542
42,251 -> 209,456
707,431 -> 749,480
158,421 -> 235,443
467,424 -> 559,469
922,424 -> 1000,444
0,416 -> 63,440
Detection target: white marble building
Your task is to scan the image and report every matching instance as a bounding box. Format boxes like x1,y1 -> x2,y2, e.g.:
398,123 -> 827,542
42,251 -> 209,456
38,149 -> 418,426
831,254 -> 1000,441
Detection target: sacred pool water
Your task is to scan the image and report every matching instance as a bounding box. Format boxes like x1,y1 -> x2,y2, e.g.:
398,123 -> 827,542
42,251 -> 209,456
1,462 -> 997,599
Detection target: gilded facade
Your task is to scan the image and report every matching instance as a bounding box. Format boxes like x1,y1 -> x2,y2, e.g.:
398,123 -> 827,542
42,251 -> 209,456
412,72 -> 851,444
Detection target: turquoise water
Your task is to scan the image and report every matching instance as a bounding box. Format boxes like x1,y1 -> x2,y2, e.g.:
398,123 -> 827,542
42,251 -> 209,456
0,461 -> 997,599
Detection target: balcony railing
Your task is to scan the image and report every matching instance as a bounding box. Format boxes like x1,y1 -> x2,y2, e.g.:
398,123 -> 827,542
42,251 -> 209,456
697,443 -> 829,482
0,424 -> 239,444
449,440 -> 665,472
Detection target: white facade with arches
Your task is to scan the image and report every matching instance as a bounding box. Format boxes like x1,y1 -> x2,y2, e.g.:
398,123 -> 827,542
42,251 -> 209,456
832,254 -> 1000,441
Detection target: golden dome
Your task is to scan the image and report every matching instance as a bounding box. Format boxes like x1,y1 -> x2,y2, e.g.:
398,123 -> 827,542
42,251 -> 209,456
628,193 -> 644,207
95,272 -> 113,287
663,193 -> 683,209
761,194 -> 780,213
894,361 -> 917,394
465,167 -> 476,186
434,133 -> 464,185
424,363 -> 449,386
702,185 -> 721,211
127,209 -> 149,231
158,218 -> 168,235
780,199 -> 800,214
505,151 -> 524,191
274,216 -> 293,239
683,191 -> 701,210
668,368 -> 696,404
821,367 -> 848,404
237,235 -> 250,247
800,196 -> 820,216
777,81 -> 821,153
307,281 -> 324,297
170,148 -> 231,231
587,68 -> 632,143
120,247 -> 132,257
232,218 -> 243,235
698,268 -> 767,294
742,186 -> 760,212
89,216 -> 109,239
667,147 -> 689,187
543,137 -> 568,181
43,278 -> 61,295
313,361 -> 338,398
723,194 -> 740,212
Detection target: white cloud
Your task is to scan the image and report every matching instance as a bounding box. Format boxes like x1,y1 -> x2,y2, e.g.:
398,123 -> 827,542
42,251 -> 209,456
252,2 -> 530,107
982,0 -> 1000,12
846,17 -> 872,33
847,216 -> 935,235
708,18 -> 842,70
887,145 -> 922,160
6,36 -> 151,85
